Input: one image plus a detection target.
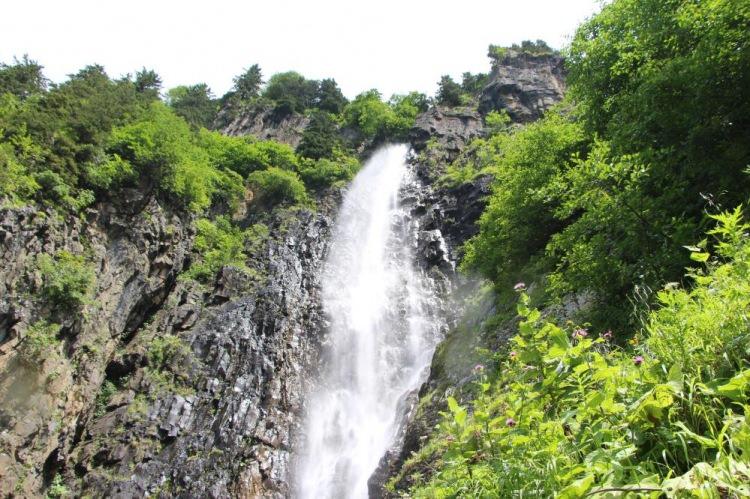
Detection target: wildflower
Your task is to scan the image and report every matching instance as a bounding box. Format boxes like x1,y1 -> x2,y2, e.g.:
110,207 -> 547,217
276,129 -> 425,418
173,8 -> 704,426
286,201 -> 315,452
633,355 -> 644,367
573,328 -> 588,339
509,351 -> 518,361
513,282 -> 526,292
602,330 -> 613,340
473,364 -> 485,374
506,417 -> 517,427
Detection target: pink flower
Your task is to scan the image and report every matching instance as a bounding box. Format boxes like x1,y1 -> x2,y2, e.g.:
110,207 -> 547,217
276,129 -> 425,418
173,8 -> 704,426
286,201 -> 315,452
473,364 -> 485,374
633,355 -> 644,366
509,351 -> 518,360
513,282 -> 526,292
506,417 -> 517,427
602,330 -> 613,340
573,328 -> 588,339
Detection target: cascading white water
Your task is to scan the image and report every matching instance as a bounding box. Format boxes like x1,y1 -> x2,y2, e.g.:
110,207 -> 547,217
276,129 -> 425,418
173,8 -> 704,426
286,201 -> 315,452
296,144 -> 445,498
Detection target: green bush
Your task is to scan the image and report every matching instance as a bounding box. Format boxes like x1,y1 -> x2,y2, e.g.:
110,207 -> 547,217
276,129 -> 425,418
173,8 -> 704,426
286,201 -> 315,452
106,102 -> 244,211
342,90 -> 420,142
198,130 -> 298,177
247,167 -> 308,206
406,209 -> 750,498
0,142 -> 39,202
18,321 -> 61,367
147,334 -> 189,370
297,153 -> 359,189
36,250 -> 95,310
183,216 -> 268,283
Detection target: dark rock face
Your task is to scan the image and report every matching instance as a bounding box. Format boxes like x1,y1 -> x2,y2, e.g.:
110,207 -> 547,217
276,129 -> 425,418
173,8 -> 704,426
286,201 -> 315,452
479,51 -> 566,122
67,209 -> 332,498
0,198 -> 193,497
219,105 -> 311,147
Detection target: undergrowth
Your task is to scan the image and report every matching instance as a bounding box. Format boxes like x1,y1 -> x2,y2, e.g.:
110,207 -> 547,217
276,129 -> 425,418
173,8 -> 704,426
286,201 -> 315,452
401,208 -> 750,497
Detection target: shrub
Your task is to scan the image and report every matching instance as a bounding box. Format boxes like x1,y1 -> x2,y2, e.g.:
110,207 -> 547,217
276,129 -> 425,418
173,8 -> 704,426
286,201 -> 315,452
342,90 -> 421,142
247,167 -> 308,206
297,154 -> 359,189
462,113 -> 587,290
198,131 -> 298,176
147,334 -> 189,370
107,102 -> 243,211
0,142 -> 39,202
84,154 -> 135,190
183,216 -> 268,283
18,321 -> 61,367
36,250 -> 95,310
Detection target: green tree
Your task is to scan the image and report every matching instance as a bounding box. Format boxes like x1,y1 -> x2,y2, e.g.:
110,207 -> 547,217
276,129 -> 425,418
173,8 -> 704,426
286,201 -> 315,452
297,110 -> 340,160
167,84 -> 218,129
461,72 -> 488,94
0,55 -> 46,99
233,64 -> 263,101
247,167 -> 308,206
134,68 -> 162,99
263,71 -> 319,114
436,75 -> 462,106
315,78 -> 348,114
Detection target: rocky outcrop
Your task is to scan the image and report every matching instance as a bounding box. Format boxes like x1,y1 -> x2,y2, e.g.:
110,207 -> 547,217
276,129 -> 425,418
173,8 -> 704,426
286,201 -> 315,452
219,105 -> 310,148
479,51 -> 566,122
67,207 -> 333,498
0,187 -> 336,498
409,106 -> 484,160
0,193 -> 193,497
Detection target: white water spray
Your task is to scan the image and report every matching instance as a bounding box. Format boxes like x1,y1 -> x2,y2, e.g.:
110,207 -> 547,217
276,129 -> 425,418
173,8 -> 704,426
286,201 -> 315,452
296,144 -> 445,498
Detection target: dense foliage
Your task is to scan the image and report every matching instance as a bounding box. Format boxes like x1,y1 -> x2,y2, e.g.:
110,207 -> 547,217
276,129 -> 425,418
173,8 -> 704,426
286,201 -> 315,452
404,0 -> 750,496
459,0 -> 750,330
402,211 -> 750,497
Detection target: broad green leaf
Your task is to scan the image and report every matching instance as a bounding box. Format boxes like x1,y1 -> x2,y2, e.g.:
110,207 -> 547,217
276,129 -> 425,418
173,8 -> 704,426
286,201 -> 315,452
558,474 -> 595,498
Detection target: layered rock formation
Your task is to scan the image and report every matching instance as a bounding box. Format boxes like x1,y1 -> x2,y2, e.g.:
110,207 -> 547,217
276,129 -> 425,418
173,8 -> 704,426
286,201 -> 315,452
479,50 -> 566,122
219,105 -> 310,148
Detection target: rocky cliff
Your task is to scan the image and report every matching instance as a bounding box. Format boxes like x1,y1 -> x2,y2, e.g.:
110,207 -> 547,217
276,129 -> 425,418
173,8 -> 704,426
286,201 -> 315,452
479,50 -> 566,121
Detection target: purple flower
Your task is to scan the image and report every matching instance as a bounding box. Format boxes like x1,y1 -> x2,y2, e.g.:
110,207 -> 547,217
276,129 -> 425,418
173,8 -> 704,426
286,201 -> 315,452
633,355 -> 644,367
473,364 -> 485,374
506,417 -> 517,427
602,330 -> 613,340
573,328 -> 588,339
513,282 -> 526,292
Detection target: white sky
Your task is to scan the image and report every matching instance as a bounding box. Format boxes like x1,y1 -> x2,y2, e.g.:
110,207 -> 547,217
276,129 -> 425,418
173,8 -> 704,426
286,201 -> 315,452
1,0 -> 602,99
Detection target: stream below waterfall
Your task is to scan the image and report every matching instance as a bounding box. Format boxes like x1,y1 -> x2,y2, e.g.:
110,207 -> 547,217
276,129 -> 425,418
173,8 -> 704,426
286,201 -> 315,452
295,144 -> 448,498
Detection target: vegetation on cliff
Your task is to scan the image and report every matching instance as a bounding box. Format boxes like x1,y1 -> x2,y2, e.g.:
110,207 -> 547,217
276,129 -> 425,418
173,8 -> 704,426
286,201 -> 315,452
400,0 -> 750,496
400,210 -> 750,497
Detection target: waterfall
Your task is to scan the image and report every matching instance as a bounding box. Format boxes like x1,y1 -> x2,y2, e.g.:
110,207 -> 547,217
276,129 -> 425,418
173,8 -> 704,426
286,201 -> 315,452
295,144 -> 446,498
